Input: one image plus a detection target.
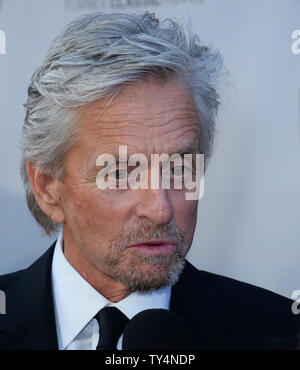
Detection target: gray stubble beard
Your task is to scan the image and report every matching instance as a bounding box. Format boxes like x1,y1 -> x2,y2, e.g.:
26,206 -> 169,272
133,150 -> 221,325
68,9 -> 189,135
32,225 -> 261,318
104,221 -> 188,292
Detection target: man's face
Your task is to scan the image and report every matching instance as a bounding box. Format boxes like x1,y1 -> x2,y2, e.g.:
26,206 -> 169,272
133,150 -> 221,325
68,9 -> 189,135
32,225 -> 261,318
58,78 -> 201,292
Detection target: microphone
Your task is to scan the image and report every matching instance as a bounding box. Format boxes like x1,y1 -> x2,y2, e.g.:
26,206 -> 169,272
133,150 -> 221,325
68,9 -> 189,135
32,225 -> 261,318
122,309 -> 193,350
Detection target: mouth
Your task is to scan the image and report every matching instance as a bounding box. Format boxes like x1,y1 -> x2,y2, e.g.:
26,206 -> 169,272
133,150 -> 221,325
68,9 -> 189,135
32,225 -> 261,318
125,240 -> 177,255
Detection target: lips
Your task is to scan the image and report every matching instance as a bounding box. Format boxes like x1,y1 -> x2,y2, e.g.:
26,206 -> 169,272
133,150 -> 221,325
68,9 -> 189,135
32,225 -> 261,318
126,240 -> 177,255
127,240 -> 173,247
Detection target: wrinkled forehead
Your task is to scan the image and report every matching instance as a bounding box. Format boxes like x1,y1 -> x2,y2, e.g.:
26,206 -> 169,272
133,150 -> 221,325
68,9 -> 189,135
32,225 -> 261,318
74,78 -> 201,157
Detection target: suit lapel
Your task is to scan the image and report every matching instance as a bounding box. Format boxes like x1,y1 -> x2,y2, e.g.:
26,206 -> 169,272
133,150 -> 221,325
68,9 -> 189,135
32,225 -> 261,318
170,260 -> 236,348
1,245 -> 236,350
0,244 -> 58,349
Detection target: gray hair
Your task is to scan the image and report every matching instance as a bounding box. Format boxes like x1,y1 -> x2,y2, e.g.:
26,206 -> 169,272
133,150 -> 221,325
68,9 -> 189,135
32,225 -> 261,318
20,11 -> 223,236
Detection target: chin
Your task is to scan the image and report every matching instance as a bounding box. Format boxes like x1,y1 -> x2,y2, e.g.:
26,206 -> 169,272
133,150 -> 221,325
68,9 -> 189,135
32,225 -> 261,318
107,254 -> 186,292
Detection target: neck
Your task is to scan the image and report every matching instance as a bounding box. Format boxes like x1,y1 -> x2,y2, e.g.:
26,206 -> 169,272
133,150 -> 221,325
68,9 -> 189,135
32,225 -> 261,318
62,228 -> 131,302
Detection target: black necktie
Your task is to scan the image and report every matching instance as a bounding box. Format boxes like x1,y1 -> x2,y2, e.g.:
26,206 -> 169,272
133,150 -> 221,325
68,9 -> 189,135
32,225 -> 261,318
95,306 -> 129,350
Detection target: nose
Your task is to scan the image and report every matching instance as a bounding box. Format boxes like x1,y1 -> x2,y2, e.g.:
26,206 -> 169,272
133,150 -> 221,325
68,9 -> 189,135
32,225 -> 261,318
135,188 -> 174,225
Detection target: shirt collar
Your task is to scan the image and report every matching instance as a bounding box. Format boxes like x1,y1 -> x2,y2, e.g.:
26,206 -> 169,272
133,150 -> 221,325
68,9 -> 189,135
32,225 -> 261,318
51,229 -> 171,349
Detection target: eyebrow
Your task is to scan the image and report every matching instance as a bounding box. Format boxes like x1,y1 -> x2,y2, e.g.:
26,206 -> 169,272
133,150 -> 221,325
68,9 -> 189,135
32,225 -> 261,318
112,140 -> 201,163
170,140 -> 201,156
95,139 -> 201,171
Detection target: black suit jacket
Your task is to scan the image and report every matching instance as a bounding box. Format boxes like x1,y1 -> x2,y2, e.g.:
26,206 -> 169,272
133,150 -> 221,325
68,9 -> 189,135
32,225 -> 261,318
0,243 -> 299,350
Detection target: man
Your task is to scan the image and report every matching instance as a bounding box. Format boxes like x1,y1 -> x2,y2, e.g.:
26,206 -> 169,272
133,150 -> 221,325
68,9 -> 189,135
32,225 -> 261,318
0,11 -> 299,350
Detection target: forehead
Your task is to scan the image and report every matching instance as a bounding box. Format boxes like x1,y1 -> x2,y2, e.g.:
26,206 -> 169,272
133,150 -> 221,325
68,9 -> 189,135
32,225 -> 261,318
76,78 -> 201,156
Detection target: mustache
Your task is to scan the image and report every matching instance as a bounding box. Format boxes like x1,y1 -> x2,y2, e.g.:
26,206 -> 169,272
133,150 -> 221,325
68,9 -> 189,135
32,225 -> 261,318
119,221 -> 186,251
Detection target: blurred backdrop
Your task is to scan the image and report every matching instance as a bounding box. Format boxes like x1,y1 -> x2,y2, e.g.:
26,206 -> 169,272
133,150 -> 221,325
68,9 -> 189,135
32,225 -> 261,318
0,0 -> 300,298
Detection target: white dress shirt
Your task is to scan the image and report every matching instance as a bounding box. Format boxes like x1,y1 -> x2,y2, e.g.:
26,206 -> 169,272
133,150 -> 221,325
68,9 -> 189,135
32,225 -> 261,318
51,229 -> 172,350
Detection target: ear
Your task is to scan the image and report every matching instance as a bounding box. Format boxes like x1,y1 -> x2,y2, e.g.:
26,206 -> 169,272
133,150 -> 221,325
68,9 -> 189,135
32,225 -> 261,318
26,161 -> 65,224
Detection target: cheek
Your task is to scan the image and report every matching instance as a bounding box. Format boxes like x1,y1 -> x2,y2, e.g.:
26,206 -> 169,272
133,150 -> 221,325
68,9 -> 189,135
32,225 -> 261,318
62,184 -> 133,238
172,192 -> 198,234
61,185 -> 105,231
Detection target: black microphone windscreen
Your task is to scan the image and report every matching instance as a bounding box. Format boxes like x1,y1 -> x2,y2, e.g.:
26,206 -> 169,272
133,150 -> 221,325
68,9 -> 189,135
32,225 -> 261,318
122,308 -> 193,350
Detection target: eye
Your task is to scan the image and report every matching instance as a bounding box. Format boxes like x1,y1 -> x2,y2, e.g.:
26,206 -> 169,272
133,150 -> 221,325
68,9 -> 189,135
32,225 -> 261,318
110,168 -> 128,180
171,165 -> 192,177
171,166 -> 182,176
